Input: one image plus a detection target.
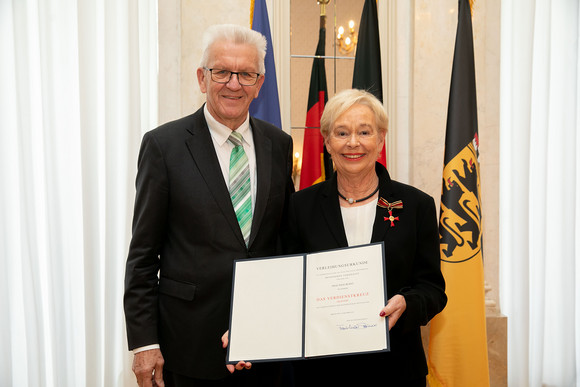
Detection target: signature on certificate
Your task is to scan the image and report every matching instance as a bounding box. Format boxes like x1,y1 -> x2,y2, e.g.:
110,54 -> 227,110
337,322 -> 378,330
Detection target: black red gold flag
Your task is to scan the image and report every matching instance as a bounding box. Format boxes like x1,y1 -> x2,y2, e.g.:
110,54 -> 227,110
427,0 -> 490,386
299,16 -> 331,190
352,0 -> 386,166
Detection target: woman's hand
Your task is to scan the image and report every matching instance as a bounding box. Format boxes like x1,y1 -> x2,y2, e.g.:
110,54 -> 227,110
221,331 -> 252,373
379,294 -> 406,330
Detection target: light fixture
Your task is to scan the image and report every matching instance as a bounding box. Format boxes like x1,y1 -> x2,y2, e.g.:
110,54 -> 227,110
336,20 -> 357,55
292,152 -> 302,184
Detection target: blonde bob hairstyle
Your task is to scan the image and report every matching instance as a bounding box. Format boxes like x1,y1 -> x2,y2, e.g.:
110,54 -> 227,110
200,24 -> 267,74
320,88 -> 388,139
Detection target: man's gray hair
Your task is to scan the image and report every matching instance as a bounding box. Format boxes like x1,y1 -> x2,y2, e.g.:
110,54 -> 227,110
200,24 -> 267,74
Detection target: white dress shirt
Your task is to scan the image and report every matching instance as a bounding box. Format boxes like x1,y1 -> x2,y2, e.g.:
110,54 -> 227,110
203,104 -> 257,213
340,198 -> 378,247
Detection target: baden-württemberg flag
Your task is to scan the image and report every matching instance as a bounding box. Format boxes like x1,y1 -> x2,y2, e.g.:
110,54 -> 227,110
427,0 -> 490,386
249,0 -> 281,129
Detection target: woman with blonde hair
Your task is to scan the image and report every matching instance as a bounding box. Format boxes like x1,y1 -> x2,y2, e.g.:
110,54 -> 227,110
285,89 -> 447,386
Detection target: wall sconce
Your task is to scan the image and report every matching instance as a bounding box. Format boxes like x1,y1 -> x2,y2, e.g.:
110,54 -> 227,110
336,20 -> 357,55
292,151 -> 302,188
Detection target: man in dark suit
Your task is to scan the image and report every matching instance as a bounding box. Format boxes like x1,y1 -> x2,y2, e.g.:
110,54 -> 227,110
124,24 -> 294,386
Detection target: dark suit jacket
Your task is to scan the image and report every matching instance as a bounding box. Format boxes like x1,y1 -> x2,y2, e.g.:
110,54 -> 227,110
284,162 -> 447,384
124,106 -> 294,380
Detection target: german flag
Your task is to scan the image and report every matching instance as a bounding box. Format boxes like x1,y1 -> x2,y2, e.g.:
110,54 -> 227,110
352,0 -> 386,166
299,16 -> 331,190
427,1 -> 490,386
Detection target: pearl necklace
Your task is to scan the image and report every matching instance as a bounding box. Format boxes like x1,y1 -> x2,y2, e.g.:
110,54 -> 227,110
338,185 -> 380,204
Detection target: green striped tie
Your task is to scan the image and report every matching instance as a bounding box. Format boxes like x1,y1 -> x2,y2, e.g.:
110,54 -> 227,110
228,131 -> 252,245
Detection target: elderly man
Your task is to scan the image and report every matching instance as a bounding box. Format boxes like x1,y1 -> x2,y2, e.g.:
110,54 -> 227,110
124,24 -> 294,387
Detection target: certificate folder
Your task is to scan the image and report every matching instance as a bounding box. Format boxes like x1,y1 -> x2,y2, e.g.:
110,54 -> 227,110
226,242 -> 389,363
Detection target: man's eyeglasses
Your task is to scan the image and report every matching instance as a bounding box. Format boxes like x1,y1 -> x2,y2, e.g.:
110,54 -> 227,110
204,68 -> 261,86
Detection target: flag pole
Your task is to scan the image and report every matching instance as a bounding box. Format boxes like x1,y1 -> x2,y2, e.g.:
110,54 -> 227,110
318,0 -> 329,17
318,0 -> 329,32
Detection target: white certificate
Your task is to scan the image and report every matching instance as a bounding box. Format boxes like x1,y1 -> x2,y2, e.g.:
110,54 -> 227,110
304,244 -> 388,357
227,243 -> 389,363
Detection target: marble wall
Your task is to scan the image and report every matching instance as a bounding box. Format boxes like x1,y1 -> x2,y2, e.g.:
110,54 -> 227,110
412,0 -> 501,319
158,0 -> 250,124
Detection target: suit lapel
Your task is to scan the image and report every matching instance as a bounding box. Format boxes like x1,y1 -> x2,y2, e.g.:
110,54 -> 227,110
249,119 -> 272,247
321,173 -> 349,247
185,108 -> 246,246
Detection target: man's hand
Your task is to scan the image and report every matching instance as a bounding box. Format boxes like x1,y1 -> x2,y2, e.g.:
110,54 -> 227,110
379,294 -> 407,330
132,348 -> 165,387
221,331 -> 252,373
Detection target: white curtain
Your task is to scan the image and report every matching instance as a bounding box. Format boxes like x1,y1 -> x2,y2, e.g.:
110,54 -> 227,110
500,0 -> 580,386
0,0 -> 158,385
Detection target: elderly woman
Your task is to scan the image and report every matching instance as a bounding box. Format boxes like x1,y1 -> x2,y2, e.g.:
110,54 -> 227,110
285,89 -> 447,386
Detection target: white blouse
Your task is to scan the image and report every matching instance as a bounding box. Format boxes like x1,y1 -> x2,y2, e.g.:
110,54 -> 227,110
340,197 -> 378,246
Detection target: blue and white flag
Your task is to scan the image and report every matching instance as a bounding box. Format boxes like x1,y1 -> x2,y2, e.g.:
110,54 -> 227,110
249,0 -> 282,129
